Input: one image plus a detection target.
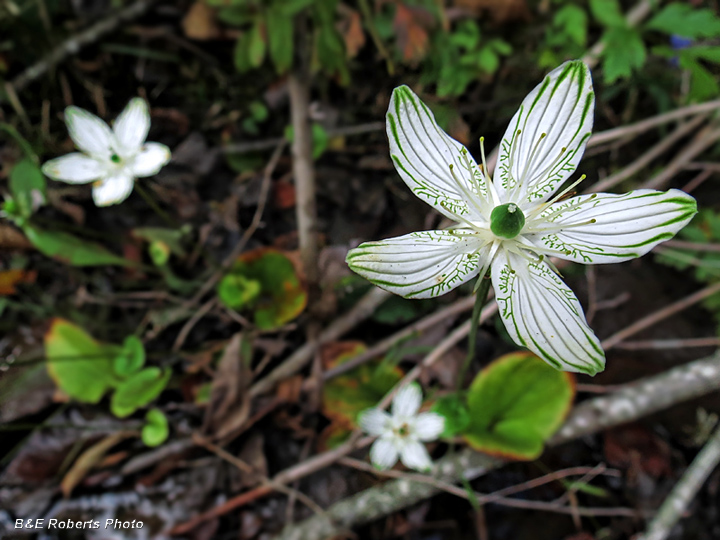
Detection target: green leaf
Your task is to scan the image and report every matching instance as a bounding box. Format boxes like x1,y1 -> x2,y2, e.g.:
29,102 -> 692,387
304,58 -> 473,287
222,248 -> 307,329
680,53 -> 720,102
216,6 -> 256,26
589,0 -> 626,28
277,0 -> 314,16
110,367 -> 171,418
142,408 -> 169,447
431,394 -> 470,438
132,226 -> 189,257
311,123 -> 329,159
267,7 -> 293,73
9,159 -> 46,217
113,335 -> 145,377
554,5 -> 587,46
22,224 -> 132,267
217,273 -> 262,309
647,3 -> 720,39
234,33 -> 252,73
601,27 -> 646,82
464,352 -> 575,460
45,319 -> 120,404
248,19 -> 267,68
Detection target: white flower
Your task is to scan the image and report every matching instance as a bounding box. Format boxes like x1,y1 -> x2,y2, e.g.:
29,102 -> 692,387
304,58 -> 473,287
42,98 -> 171,207
346,61 -> 697,376
359,383 -> 445,472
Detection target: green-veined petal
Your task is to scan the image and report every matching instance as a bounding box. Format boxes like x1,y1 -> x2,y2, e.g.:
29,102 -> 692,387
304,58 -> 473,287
131,143 -> 171,178
392,382 -> 422,418
530,189 -> 697,264
113,98 -> 150,154
387,85 -> 489,221
42,153 -> 104,184
92,172 -> 134,207
494,60 -> 594,205
491,249 -> 605,375
346,230 -> 489,299
64,106 -> 115,160
399,440 -> 432,472
370,438 -> 399,470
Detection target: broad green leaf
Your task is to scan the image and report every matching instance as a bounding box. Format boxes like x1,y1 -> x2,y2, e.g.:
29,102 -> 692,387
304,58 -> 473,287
278,0 -> 314,16
222,248 -> 307,329
234,33 -> 253,73
647,4 -> 720,39
216,6 -> 256,26
464,352 -> 575,460
9,159 -> 46,217
142,408 -> 169,447
589,0 -> 626,28
431,394 -> 470,438
554,5 -> 587,46
45,319 -> 120,404
110,367 -> 171,418
680,53 -> 720,102
113,335 -> 145,377
320,342 -> 403,448
267,6 -> 293,73
601,27 -> 646,82
22,224 -> 131,267
248,20 -> 267,68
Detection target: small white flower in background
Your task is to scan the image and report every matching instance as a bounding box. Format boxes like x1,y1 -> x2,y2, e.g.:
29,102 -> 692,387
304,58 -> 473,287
359,383 -> 444,472
346,60 -> 697,376
42,98 -> 171,207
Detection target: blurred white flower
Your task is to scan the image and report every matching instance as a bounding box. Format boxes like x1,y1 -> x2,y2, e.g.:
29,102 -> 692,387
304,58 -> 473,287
359,382 -> 444,472
42,98 -> 171,207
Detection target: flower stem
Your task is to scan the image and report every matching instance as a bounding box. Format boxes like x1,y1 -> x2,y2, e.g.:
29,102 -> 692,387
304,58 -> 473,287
456,271 -> 492,391
134,182 -> 177,228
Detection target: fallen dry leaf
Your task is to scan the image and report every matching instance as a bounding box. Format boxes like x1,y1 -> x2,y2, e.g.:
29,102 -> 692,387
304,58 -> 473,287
0,269 -> 37,295
454,0 -> 530,23
342,9 -> 366,59
394,3 -> 432,64
182,1 -> 222,40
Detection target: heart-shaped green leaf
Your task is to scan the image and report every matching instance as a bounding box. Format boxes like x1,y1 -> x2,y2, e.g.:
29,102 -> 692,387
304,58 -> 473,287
464,352 -> 575,460
113,335 -> 146,377
45,319 -> 120,404
142,408 -> 169,447
110,367 -> 171,418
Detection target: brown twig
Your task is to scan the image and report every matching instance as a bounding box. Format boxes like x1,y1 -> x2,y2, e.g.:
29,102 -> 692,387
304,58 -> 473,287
601,282 -> 720,350
613,337 -> 720,351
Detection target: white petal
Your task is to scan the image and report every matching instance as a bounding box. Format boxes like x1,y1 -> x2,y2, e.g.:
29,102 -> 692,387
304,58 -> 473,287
392,382 -> 422,418
491,250 -> 605,375
64,106 -> 115,160
387,85 -> 490,221
346,230 -> 489,299
494,61 -> 594,206
130,143 -> 171,178
92,172 -> 135,207
358,408 -> 391,437
529,189 -> 697,264
369,438 -> 399,470
42,153 -> 105,184
399,441 -> 433,472
113,98 -> 150,153
414,412 -> 445,441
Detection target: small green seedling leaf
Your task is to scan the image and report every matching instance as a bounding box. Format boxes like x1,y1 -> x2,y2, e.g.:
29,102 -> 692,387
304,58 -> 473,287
142,408 -> 169,447
9,159 -> 46,217
463,352 -> 575,460
22,224 -> 132,267
45,319 -> 120,404
110,367 -> 171,418
431,394 -> 471,438
113,335 -> 145,377
149,241 -> 171,266
218,273 -> 262,310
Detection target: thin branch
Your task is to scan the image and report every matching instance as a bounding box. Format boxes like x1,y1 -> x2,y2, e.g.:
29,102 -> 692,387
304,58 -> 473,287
613,337 -> 720,351
7,0 -> 157,95
637,425 -> 720,540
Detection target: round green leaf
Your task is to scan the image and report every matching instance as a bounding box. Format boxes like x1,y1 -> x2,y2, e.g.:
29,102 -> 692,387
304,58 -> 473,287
142,408 -> 169,447
463,352 -> 575,460
218,273 -> 262,310
110,367 -> 171,418
45,319 -> 120,404
113,335 -> 146,377
431,394 -> 471,438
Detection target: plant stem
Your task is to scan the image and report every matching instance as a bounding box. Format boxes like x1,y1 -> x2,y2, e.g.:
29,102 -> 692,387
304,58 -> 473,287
134,182 -> 177,228
456,272 -> 491,391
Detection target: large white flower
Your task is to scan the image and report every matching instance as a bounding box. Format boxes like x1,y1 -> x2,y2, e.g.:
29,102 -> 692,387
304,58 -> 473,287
346,61 -> 697,376
42,98 -> 171,207
359,382 -> 445,472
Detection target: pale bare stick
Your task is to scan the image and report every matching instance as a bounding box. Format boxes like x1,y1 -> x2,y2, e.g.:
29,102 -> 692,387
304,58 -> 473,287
614,338 -> 720,351
637,425 -> 720,540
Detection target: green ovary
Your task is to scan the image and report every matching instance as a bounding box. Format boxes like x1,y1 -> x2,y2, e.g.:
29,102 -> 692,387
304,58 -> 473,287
490,203 -> 526,239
